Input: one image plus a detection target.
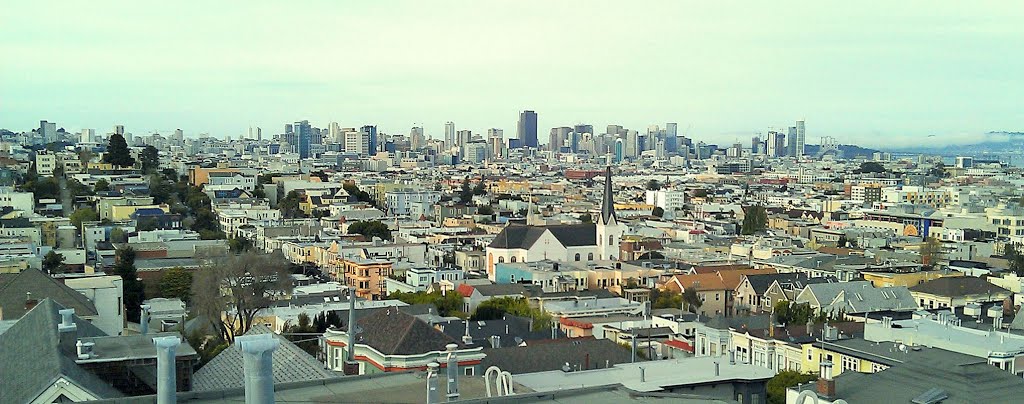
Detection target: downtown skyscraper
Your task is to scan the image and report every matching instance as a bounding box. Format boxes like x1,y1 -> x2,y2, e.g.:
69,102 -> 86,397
517,110 -> 538,148
295,120 -> 312,159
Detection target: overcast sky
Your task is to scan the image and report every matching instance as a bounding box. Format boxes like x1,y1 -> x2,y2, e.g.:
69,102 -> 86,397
2,1 -> 1022,147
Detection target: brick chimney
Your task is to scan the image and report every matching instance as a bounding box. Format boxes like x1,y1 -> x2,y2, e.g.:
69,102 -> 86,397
24,292 -> 38,311
817,359 -> 835,397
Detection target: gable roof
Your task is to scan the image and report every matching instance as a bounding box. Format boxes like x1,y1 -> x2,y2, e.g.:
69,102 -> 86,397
743,273 -> 820,295
0,299 -> 121,404
356,307 -> 460,355
487,224 -> 596,250
192,325 -> 340,391
829,360 -> 1024,403
0,269 -> 98,320
909,277 -> 1009,298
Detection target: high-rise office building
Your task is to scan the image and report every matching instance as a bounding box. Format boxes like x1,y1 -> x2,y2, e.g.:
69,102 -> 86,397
444,121 -> 456,149
410,126 -> 425,150
328,122 -> 342,144
344,130 -> 369,155
360,125 -> 378,154
114,125 -> 125,136
795,120 -> 806,156
751,136 -> 762,155
80,128 -> 95,144
295,120 -> 313,159
766,130 -> 786,157
517,110 -> 538,148
550,127 -> 571,151
456,130 -> 473,150
39,120 -> 57,143
786,126 -> 798,157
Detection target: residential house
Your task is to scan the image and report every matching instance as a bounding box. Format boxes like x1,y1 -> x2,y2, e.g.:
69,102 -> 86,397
908,276 -> 1011,310
323,306 -> 485,375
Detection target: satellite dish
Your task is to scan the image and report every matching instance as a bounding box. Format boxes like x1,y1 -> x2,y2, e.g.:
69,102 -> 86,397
899,344 -> 907,352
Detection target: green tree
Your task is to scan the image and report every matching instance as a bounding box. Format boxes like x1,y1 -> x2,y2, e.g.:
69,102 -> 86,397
191,251 -> 294,343
348,220 -> 392,241
94,178 -> 110,192
767,371 -> 817,404
646,179 -> 661,190
102,133 -> 136,167
470,296 -> 552,330
652,207 -> 665,217
69,207 -> 99,230
229,236 -> 254,253
342,183 -> 373,203
42,250 -> 65,274
682,287 -> 703,313
741,205 -> 768,235
279,191 -> 305,218
472,181 -> 487,195
477,205 -> 494,215
919,237 -> 944,267
110,227 -> 128,243
459,179 -> 473,204
652,289 -> 682,310
160,267 -> 193,302
1005,243 -> 1024,275
579,213 -> 593,224
114,247 -> 146,323
140,145 -> 160,173
388,291 -> 465,318
856,161 -> 886,174
282,313 -> 320,356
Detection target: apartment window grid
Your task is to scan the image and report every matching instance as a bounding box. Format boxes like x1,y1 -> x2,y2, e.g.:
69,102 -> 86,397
841,355 -> 858,372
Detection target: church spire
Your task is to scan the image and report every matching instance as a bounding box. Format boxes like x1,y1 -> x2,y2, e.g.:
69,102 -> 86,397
599,166 -> 616,225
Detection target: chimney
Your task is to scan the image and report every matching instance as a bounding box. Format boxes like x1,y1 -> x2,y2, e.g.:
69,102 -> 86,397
445,344 -> 460,401
235,334 -> 280,404
140,304 -> 152,335
462,320 -> 473,345
426,362 -> 441,404
76,340 -> 95,360
817,358 -> 836,398
344,287 -> 359,375
153,336 -> 181,404
25,292 -> 38,311
490,335 -> 501,348
58,308 -> 77,356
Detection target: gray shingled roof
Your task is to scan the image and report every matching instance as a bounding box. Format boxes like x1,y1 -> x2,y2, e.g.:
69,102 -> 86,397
909,277 -> 1009,298
481,337 -> 637,374
192,325 -> 340,391
0,299 -> 121,404
0,269 -> 98,319
822,360 -> 1024,403
355,307 -> 459,355
488,224 -> 597,249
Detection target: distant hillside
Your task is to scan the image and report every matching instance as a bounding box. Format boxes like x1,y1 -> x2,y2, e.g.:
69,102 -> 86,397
885,131 -> 1024,155
804,144 -> 879,159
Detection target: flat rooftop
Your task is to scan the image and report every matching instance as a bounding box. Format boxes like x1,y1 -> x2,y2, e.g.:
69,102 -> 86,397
514,356 -> 774,393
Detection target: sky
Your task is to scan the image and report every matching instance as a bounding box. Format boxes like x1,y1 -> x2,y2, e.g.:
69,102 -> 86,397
2,1 -> 1023,148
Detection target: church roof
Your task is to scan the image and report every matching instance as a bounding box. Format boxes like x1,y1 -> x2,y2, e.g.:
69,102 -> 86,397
488,224 -> 597,250
599,166 -> 617,225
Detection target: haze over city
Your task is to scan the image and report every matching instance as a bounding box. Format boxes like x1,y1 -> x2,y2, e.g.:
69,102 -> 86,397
3,1 -> 1023,147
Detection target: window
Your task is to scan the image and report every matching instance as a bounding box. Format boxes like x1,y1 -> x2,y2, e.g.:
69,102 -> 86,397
498,257 -> 504,263
841,355 -> 858,372
574,253 -> 581,261
588,253 -> 594,261
609,235 -> 614,245
871,363 -> 888,373
464,367 -> 475,376
510,256 -> 517,263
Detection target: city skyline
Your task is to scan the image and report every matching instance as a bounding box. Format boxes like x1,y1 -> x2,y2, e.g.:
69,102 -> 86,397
2,2 -> 1022,147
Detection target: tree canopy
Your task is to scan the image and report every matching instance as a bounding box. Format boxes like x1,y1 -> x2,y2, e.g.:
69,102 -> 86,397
470,296 -> 552,330
741,205 -> 769,235
192,251 -> 293,343
42,251 -> 65,274
1006,243 -> 1024,276
389,291 -> 464,318
767,371 -> 817,404
159,267 -> 193,302
348,220 -> 392,241
140,145 -> 160,173
69,207 -> 99,230
114,247 -> 145,322
103,133 -> 135,167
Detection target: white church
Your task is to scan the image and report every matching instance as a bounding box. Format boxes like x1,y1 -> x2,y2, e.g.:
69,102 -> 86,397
485,166 -> 626,281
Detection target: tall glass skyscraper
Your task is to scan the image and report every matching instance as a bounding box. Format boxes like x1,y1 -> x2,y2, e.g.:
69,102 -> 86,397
517,110 -> 538,148
295,120 -> 312,159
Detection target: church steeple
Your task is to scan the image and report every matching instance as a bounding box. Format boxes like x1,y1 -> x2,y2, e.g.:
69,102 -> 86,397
599,166 -> 617,226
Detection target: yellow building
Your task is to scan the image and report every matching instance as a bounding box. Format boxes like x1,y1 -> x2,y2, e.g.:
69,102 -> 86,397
861,270 -> 962,288
108,204 -> 169,221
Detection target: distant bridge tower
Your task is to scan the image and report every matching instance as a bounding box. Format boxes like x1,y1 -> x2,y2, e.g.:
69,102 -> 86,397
815,136 -> 842,159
